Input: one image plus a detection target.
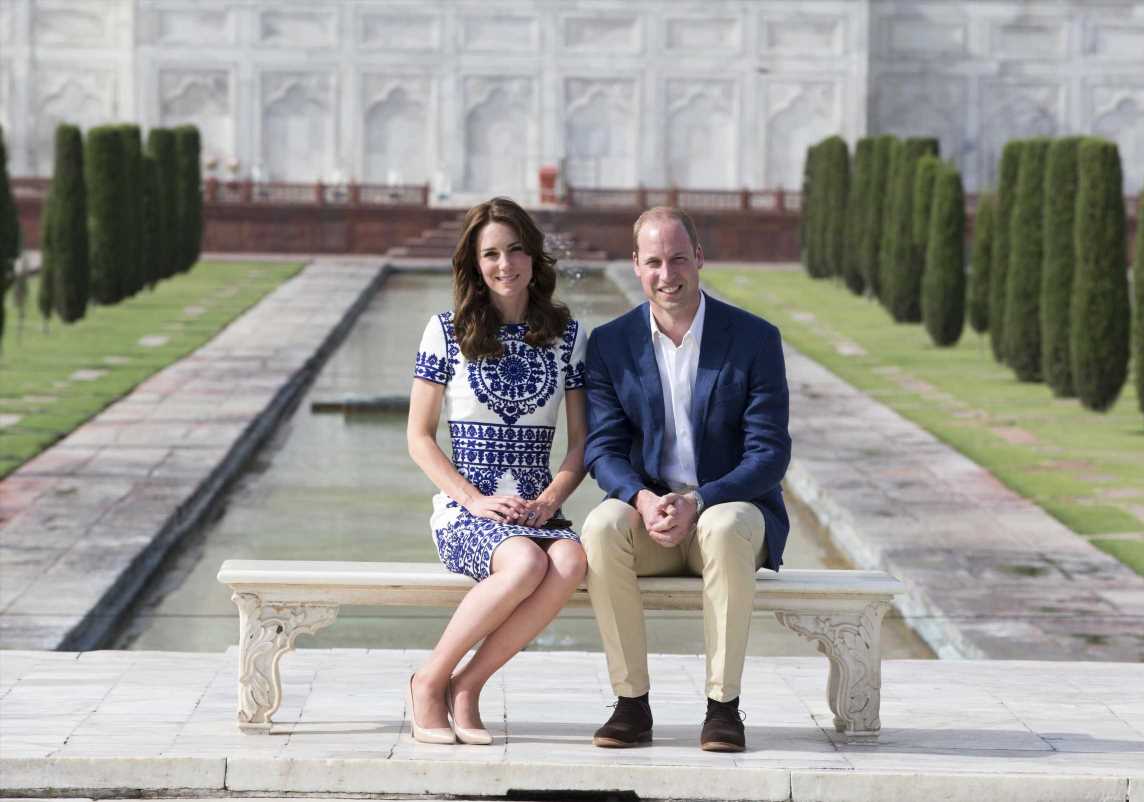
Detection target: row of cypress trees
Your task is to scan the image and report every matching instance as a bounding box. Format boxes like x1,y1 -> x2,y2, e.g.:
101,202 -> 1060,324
36,122 -> 202,328
1,126 -> 21,348
966,136 -> 1137,413
802,134 -> 966,345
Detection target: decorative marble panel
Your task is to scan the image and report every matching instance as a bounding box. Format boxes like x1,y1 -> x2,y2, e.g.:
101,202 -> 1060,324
460,15 -> 539,52
160,70 -> 233,165
761,15 -> 845,56
258,10 -> 337,48
666,80 -> 736,189
979,81 -> 1063,187
1084,23 -> 1144,61
34,3 -> 113,47
667,17 -> 741,51
0,4 -> 11,45
33,68 -> 115,173
764,80 -> 841,191
462,76 -> 535,192
362,76 -> 431,184
261,72 -> 335,182
990,18 -> 1067,59
872,73 -> 968,169
884,17 -> 969,58
563,15 -> 641,51
358,12 -> 441,51
154,9 -> 236,46
1091,85 -> 1144,193
563,78 -> 637,188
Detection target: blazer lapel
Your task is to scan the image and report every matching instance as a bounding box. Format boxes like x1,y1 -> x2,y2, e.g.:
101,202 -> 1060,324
691,294 -> 732,461
629,304 -> 665,477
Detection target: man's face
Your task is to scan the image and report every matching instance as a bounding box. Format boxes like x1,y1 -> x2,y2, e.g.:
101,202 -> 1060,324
633,218 -> 703,316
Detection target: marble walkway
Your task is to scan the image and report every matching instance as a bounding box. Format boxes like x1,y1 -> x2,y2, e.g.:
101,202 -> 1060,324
1,649 -> 1142,801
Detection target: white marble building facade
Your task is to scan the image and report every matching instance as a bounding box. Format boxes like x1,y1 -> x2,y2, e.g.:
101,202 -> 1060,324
0,0 -> 1141,202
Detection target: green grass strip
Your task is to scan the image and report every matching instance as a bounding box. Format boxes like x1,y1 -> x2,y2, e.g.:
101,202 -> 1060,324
1,260 -> 303,477
706,268 -> 1144,575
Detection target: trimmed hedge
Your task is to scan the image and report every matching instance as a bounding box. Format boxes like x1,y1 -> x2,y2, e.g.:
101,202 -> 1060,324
119,125 -> 145,297
86,125 -> 126,304
799,144 -> 814,270
0,125 -> 19,345
45,124 -> 89,323
1004,137 -> 1051,382
821,135 -> 850,280
877,138 -> 904,305
141,155 -> 161,289
922,164 -> 966,347
861,135 -> 895,298
968,194 -> 995,334
911,153 -> 941,310
883,137 -> 939,322
174,125 -> 202,273
1071,138 -> 1130,412
843,137 -> 873,295
1041,136 -> 1083,397
1135,194 -> 1144,417
146,128 -> 178,280
990,140 -> 1024,363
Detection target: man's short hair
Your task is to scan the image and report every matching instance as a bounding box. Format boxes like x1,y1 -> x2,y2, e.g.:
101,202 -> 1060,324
632,206 -> 700,258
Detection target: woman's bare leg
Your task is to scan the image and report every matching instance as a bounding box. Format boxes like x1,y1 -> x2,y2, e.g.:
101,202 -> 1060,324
450,539 -> 587,730
411,537 -> 549,729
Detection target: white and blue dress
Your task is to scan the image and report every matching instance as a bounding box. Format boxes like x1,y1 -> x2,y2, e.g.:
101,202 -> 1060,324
414,311 -> 587,581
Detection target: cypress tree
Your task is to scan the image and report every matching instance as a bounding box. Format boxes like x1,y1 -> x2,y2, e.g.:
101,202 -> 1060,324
141,155 -> 161,289
809,142 -> 830,278
1041,137 -> 1083,397
990,140 -> 1024,362
174,125 -> 202,273
922,164 -> 966,347
843,138 -> 873,295
146,128 -> 178,280
1134,194 -> 1144,417
46,124 -> 89,323
800,143 -> 814,271
1071,138 -> 1130,412
968,194 -> 996,334
911,153 -> 941,313
37,190 -> 55,328
861,135 -> 895,298
878,138 -> 905,306
119,125 -> 144,297
884,137 -> 940,322
86,125 -> 125,304
0,125 -> 19,346
821,135 -> 850,280
1004,137 -> 1051,382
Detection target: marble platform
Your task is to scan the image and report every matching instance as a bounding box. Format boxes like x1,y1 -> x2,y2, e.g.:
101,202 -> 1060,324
1,649 -> 1142,802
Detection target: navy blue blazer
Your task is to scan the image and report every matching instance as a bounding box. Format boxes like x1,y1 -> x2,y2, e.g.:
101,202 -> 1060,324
583,293 -> 792,571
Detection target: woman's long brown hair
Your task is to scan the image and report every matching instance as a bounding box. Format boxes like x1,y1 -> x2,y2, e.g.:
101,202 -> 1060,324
451,197 -> 571,361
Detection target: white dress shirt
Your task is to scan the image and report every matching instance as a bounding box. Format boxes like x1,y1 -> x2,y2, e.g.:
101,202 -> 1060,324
650,293 -> 706,492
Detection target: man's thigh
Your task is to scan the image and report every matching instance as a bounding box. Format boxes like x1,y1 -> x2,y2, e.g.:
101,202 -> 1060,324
585,499 -> 688,576
684,502 -> 767,575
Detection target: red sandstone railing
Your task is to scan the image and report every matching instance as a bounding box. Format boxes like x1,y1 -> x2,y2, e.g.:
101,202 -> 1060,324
565,185 -> 800,213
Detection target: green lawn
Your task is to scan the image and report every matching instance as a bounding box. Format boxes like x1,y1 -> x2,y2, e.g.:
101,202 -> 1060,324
0,260 -> 304,477
705,267 -> 1144,576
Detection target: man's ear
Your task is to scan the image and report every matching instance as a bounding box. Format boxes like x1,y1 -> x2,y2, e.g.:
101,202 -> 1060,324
695,245 -> 704,270
632,251 -> 639,274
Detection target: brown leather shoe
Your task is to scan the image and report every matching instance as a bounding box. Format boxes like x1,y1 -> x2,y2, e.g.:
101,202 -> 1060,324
592,695 -> 652,748
700,697 -> 745,752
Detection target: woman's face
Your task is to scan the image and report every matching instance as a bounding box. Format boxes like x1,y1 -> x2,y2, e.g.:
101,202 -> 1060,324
476,220 -> 533,303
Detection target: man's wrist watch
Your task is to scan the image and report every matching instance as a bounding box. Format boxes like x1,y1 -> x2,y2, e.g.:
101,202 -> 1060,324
687,490 -> 705,516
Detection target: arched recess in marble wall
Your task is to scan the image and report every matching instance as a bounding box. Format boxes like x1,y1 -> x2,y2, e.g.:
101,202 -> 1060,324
34,76 -> 109,174
873,78 -> 964,175
363,85 -> 428,184
666,87 -> 734,190
766,82 -> 836,191
1093,94 -> 1144,194
160,73 -> 232,166
262,79 -> 332,182
563,81 -> 635,189
464,86 -> 530,195
979,90 -> 1058,188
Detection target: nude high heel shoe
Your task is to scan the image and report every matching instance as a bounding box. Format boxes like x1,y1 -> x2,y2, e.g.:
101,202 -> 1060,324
448,678 -> 493,745
406,675 -> 455,744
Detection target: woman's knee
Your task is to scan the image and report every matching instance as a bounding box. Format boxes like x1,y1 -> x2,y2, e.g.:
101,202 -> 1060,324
547,539 -> 588,583
492,538 -> 549,592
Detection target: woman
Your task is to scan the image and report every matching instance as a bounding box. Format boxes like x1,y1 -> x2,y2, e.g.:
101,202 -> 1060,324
406,197 -> 588,744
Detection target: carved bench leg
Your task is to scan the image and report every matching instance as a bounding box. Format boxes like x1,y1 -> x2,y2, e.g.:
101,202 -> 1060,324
232,592 -> 339,733
775,602 -> 889,737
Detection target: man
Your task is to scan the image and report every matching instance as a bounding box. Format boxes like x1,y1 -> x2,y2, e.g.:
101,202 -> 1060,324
581,206 -> 791,752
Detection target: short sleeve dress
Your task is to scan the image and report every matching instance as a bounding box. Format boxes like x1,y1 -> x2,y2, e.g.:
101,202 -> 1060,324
414,312 -> 587,581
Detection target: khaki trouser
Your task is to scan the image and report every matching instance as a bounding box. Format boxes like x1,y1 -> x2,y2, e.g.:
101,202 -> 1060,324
580,498 -> 767,703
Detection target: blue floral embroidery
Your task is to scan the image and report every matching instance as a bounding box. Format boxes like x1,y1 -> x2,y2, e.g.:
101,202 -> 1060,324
413,312 -> 460,384
560,320 -> 586,390
434,510 -> 578,581
467,325 -> 558,425
450,421 -> 553,499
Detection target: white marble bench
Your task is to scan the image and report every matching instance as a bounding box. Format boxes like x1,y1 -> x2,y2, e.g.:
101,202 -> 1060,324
216,560 -> 904,737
